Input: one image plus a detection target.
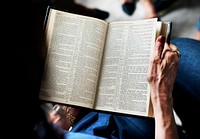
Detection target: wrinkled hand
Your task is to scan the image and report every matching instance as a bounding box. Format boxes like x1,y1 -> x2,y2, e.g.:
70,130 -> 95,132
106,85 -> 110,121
147,35 -> 180,139
147,35 -> 179,107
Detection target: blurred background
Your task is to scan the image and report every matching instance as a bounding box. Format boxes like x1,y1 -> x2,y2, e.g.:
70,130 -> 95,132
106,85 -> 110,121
76,0 -> 200,40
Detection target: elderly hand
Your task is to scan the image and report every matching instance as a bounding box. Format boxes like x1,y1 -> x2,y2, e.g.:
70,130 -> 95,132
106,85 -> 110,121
147,35 -> 179,139
147,35 -> 179,107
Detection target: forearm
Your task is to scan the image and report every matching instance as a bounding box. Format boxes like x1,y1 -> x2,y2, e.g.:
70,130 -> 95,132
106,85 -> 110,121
151,91 -> 179,139
147,36 -> 180,139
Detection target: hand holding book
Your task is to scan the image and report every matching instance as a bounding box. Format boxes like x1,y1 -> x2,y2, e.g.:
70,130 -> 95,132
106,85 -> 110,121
146,35 -> 179,139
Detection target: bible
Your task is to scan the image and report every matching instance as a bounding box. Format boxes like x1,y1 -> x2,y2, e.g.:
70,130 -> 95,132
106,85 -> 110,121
39,7 -> 172,118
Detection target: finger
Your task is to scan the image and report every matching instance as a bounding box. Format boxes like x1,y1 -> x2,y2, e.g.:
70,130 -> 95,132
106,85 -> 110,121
161,42 -> 172,59
162,43 -> 179,66
170,43 -> 181,58
169,43 -> 177,50
154,36 -> 165,60
147,36 -> 164,82
161,43 -> 180,59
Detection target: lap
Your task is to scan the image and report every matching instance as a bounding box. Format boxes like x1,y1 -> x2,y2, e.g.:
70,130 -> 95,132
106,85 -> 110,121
72,111 -> 155,139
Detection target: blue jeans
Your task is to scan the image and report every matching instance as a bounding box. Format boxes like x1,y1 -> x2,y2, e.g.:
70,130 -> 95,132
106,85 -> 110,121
171,38 -> 200,139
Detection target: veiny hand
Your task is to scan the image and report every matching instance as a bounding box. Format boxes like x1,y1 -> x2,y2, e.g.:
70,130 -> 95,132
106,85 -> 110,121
147,35 -> 179,139
147,35 -> 179,106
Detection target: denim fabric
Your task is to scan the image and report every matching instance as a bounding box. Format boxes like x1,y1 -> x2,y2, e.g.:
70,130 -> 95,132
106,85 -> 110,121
171,38 -> 200,100
171,38 -> 200,139
71,111 -> 155,139
65,132 -> 106,139
71,111 -> 190,139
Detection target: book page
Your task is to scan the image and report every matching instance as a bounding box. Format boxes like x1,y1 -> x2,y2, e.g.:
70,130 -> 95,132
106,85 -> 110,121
95,18 -> 157,117
39,9 -> 108,108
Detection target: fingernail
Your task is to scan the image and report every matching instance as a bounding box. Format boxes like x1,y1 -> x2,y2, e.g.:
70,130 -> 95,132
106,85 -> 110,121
158,36 -> 165,43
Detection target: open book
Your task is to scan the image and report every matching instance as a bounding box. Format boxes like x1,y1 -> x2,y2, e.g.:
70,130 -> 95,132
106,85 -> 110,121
39,7 -> 172,118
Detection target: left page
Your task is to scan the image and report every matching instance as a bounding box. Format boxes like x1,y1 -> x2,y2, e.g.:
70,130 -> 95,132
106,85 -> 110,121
39,8 -> 108,109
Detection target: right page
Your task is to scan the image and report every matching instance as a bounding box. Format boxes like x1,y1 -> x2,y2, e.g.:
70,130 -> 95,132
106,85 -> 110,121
95,18 -> 158,117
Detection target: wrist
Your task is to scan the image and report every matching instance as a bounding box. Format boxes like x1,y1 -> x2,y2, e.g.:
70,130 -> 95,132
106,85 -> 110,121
150,90 -> 173,114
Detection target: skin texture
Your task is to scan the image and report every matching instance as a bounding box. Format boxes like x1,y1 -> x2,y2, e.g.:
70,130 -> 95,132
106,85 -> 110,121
147,36 -> 179,139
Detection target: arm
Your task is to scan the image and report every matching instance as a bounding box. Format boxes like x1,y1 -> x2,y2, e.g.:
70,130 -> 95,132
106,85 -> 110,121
147,36 -> 179,139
